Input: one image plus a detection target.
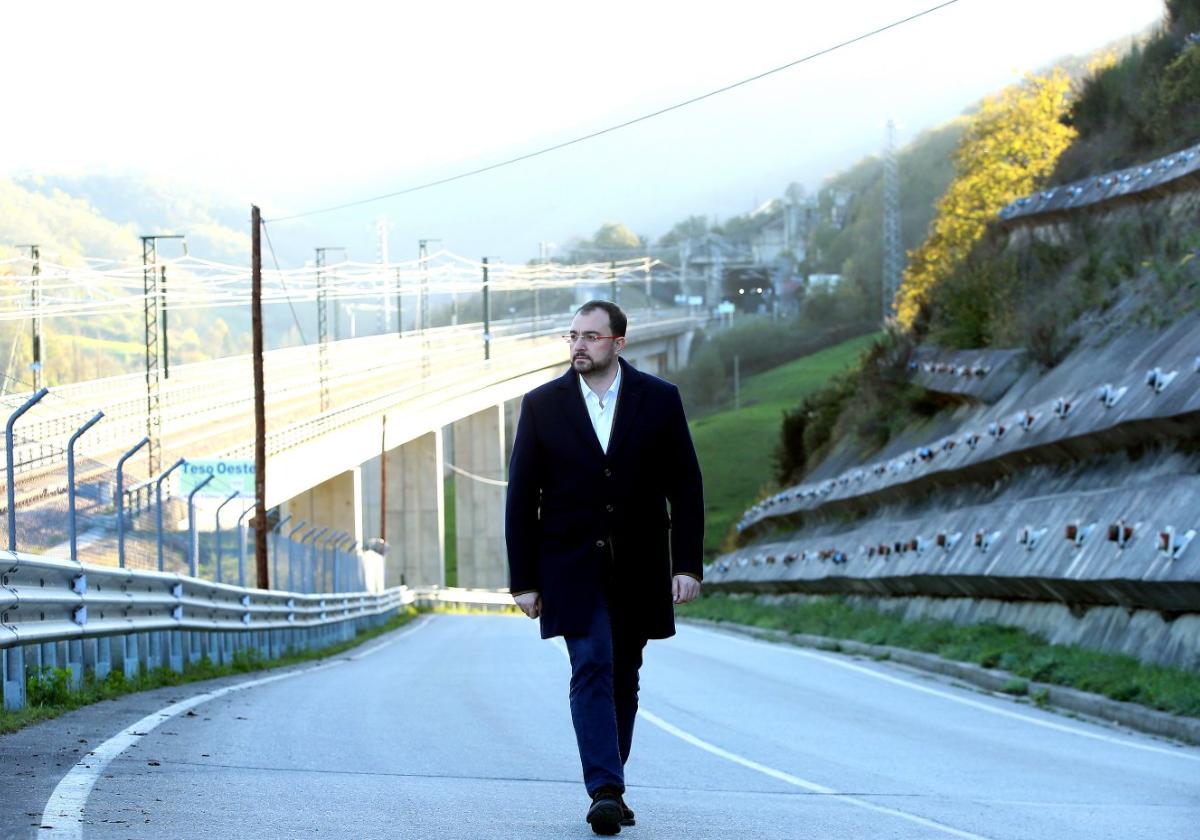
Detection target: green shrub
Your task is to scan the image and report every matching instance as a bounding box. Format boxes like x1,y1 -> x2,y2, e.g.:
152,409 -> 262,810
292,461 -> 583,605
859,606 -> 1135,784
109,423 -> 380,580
1001,677 -> 1030,696
26,666 -> 73,707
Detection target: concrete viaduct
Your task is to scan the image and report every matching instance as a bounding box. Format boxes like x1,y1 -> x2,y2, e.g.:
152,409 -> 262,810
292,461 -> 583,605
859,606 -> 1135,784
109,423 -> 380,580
8,308 -> 703,590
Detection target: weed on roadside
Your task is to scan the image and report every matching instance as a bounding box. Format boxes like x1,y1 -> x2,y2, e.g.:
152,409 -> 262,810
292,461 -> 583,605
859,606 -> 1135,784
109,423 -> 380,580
0,607 -> 420,735
679,594 -> 1200,718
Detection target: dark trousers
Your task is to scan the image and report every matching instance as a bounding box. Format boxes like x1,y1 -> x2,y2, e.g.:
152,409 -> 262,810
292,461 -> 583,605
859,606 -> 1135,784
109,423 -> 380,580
564,594 -> 648,795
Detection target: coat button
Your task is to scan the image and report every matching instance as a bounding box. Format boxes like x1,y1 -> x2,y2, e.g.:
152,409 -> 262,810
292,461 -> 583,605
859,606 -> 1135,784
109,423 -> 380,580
606,505 -> 614,513
596,539 -> 606,548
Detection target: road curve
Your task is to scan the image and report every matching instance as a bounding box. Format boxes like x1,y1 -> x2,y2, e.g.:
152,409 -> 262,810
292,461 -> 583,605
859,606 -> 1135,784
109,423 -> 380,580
3,614 -> 1197,839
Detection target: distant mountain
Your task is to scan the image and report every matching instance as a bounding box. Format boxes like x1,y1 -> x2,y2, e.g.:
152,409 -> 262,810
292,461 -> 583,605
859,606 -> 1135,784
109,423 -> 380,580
8,173 -> 249,262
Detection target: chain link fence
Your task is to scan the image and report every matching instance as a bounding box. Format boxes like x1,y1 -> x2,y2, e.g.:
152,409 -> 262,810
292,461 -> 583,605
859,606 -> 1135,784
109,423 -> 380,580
0,384 -> 368,593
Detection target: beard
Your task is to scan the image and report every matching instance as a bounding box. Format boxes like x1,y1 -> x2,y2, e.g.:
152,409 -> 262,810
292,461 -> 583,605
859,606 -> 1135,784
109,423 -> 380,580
573,353 -> 614,375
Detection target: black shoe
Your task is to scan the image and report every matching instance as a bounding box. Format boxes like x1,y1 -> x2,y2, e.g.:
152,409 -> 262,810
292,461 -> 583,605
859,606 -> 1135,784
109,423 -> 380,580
587,788 -> 624,836
618,795 -> 635,827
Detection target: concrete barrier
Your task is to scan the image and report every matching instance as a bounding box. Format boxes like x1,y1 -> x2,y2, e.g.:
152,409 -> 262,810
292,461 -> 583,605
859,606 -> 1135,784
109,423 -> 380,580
740,314 -> 1200,535
909,347 -> 1028,404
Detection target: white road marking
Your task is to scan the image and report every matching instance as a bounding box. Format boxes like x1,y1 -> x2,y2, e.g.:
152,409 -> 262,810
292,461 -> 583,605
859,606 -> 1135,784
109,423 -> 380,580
38,616 -> 430,839
552,639 -> 994,839
640,709 -> 995,840
684,624 -> 1199,762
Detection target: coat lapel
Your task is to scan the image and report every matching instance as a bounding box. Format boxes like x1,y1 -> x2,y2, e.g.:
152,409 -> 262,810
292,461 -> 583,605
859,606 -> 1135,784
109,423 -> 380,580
555,367 -> 606,462
605,358 -> 644,461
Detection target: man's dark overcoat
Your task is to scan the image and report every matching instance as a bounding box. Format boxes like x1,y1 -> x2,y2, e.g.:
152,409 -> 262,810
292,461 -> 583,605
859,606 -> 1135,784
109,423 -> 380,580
505,357 -> 704,640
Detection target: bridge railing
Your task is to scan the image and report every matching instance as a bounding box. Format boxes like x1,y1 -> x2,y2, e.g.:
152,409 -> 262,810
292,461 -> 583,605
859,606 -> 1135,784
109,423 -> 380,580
214,307 -> 700,461
0,308 -> 685,479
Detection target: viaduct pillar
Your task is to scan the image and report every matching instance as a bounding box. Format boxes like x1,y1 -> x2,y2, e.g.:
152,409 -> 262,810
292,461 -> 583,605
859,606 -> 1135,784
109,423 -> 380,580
451,405 -> 507,589
383,430 -> 445,588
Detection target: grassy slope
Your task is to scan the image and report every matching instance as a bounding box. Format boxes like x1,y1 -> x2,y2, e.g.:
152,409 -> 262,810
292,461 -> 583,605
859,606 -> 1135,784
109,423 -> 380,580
690,333 -> 878,554
679,594 -> 1200,718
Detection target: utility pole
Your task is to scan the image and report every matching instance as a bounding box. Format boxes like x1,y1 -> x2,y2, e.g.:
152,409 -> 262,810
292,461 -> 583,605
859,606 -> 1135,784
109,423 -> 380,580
395,266 -> 403,338
251,205 -> 268,589
679,242 -> 690,305
417,239 -> 439,379
418,239 -> 430,335
482,257 -> 491,361
160,265 -> 170,379
18,245 -> 41,390
536,242 -> 547,330
733,354 -> 741,410
376,218 -> 390,334
609,261 -> 617,304
315,246 -> 345,412
882,118 -> 903,322
379,415 -> 387,543
140,233 -> 184,475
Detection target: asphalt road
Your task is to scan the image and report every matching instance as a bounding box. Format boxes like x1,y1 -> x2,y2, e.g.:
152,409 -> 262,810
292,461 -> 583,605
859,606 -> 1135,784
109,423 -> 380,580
3,614 -> 1197,839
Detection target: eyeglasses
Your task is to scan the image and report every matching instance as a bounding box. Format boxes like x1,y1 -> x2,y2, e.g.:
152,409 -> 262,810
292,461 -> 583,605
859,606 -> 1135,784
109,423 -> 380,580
561,333 -> 618,345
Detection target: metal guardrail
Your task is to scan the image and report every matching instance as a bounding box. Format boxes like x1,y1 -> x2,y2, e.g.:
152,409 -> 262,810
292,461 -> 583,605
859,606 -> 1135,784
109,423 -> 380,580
0,550 -> 523,711
0,552 -> 409,650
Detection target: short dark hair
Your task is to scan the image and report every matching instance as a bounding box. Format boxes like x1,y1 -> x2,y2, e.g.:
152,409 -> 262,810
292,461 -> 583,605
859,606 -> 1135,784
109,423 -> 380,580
575,300 -> 627,337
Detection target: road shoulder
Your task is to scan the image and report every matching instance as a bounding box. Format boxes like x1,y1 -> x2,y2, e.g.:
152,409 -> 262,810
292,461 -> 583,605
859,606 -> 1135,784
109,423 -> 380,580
680,617 -> 1200,747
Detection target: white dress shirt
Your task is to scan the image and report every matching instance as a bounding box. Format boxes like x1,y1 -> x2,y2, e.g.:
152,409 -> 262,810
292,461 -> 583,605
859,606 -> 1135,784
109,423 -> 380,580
579,363 -> 622,453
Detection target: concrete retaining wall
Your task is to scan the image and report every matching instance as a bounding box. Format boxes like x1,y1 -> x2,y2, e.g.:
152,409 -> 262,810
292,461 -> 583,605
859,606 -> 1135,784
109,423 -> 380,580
910,347 -> 1027,404
710,471 -> 1200,612
740,314 -> 1200,534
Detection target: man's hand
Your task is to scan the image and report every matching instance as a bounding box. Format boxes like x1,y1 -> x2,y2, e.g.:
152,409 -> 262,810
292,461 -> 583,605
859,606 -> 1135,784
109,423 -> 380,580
672,575 -> 701,605
514,591 -> 541,619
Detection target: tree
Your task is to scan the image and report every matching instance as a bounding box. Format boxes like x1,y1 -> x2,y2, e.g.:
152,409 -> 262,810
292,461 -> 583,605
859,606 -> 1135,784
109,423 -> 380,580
591,222 -> 641,251
895,71 -> 1076,328
657,215 -> 709,248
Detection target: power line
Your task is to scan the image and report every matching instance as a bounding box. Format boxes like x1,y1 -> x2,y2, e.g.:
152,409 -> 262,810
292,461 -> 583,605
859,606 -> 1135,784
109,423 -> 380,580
267,0 -> 962,224
260,218 -> 310,345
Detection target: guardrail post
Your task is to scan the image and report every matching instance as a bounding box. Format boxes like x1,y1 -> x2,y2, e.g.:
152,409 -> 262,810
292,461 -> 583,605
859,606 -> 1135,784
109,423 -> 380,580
155,458 -> 186,572
6,387 -> 49,551
187,474 -> 215,577
169,629 -> 183,673
3,647 -> 26,710
116,437 -> 150,568
239,503 -> 259,589
122,633 -> 139,679
67,411 -> 105,563
214,490 -> 241,585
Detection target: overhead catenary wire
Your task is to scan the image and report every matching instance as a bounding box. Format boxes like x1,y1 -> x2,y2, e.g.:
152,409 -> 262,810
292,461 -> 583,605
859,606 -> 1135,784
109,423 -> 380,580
0,251 -> 658,322
445,462 -> 509,488
265,0 -> 963,223
260,218 -> 310,346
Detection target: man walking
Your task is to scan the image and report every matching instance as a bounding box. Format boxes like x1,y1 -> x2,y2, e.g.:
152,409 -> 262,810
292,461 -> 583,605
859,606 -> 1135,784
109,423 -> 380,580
506,300 -> 704,835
